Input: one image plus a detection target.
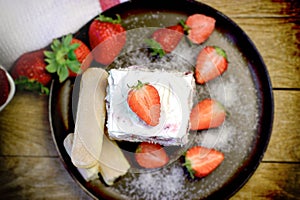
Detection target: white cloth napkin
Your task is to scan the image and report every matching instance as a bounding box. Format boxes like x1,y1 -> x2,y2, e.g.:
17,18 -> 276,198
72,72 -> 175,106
0,0 -> 127,70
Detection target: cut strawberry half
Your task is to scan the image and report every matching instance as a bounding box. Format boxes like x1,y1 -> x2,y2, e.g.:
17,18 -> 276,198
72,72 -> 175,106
146,24 -> 184,57
127,80 -> 161,126
183,14 -> 216,44
184,146 -> 224,178
190,98 -> 226,130
195,46 -> 228,84
135,142 -> 169,169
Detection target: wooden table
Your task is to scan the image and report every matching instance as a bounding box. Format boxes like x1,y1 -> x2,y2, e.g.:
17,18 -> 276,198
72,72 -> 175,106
0,0 -> 299,199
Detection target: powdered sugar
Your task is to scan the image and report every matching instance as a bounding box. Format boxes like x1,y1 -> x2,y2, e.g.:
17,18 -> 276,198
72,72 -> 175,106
113,164 -> 195,200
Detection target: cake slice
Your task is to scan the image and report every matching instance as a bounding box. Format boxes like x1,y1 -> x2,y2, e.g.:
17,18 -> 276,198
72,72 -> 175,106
106,67 -> 195,146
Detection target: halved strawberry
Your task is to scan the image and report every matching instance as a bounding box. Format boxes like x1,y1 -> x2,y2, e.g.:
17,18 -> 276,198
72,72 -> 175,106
11,49 -> 52,94
183,146 -> 224,178
89,14 -> 126,65
127,80 -> 161,126
135,142 -> 169,169
190,99 -> 226,130
146,24 -> 184,57
44,34 -> 92,83
183,14 -> 215,44
195,46 -> 228,84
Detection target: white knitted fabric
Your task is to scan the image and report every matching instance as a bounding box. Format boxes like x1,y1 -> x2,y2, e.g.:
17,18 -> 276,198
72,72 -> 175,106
0,0 -> 127,69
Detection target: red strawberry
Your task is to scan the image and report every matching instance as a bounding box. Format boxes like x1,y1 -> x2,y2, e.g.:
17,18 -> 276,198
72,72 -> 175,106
146,24 -> 184,56
0,68 -> 10,106
190,99 -> 226,130
135,142 -> 169,169
69,38 -> 92,76
184,14 -> 215,44
127,80 -> 161,126
184,146 -> 224,178
89,14 -> 126,65
11,49 -> 52,94
44,34 -> 92,82
195,46 -> 228,84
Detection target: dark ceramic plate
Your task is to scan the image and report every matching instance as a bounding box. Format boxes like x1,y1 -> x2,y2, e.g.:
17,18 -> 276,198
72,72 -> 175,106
49,0 -> 274,199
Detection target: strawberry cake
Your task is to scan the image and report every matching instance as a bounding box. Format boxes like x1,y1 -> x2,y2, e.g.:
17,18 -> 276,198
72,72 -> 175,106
106,67 -> 195,146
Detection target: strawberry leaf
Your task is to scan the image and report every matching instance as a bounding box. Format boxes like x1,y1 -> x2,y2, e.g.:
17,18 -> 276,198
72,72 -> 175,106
41,86 -> 50,95
128,80 -> 149,90
57,65 -> 69,82
182,159 -> 195,179
184,35 -> 193,47
96,14 -> 121,24
179,19 -> 190,32
62,34 -> 72,46
68,60 -> 81,73
179,19 -> 194,47
14,76 -> 49,95
144,39 -> 165,58
69,43 -> 80,51
68,51 -> 77,60
52,39 -> 60,49
45,34 -> 82,82
44,58 -> 53,64
45,63 -> 57,73
44,51 -> 54,59
135,145 -> 142,153
214,46 -> 228,60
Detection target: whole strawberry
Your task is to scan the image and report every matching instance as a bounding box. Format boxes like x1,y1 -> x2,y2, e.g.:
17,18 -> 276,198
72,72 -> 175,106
11,49 -> 52,94
184,146 -> 224,178
0,68 -> 10,106
44,34 -> 92,82
195,46 -> 228,84
89,14 -> 126,65
146,24 -> 184,57
135,142 -> 169,169
190,98 -> 226,130
127,80 -> 161,126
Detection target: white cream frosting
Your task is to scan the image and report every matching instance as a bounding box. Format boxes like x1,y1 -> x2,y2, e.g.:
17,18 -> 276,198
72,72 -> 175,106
106,67 -> 195,146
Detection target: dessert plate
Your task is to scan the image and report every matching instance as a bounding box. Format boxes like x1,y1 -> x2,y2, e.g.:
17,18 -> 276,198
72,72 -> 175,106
49,0 -> 274,199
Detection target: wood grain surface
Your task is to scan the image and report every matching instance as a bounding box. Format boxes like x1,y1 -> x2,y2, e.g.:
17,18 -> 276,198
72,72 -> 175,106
0,0 -> 299,199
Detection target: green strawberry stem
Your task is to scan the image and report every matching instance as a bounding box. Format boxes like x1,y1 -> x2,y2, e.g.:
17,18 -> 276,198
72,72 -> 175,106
179,19 -> 190,32
44,34 -> 81,83
215,99 -> 230,117
184,35 -> 193,47
144,38 -> 166,58
214,46 -> 228,61
96,14 -> 122,24
14,76 -> 49,95
182,159 -> 195,179
179,19 -> 193,47
127,80 -> 149,89
135,145 -> 142,153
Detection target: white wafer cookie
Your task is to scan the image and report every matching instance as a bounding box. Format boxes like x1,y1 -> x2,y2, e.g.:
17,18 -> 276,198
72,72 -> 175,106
71,68 -> 108,166
64,133 -> 99,181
